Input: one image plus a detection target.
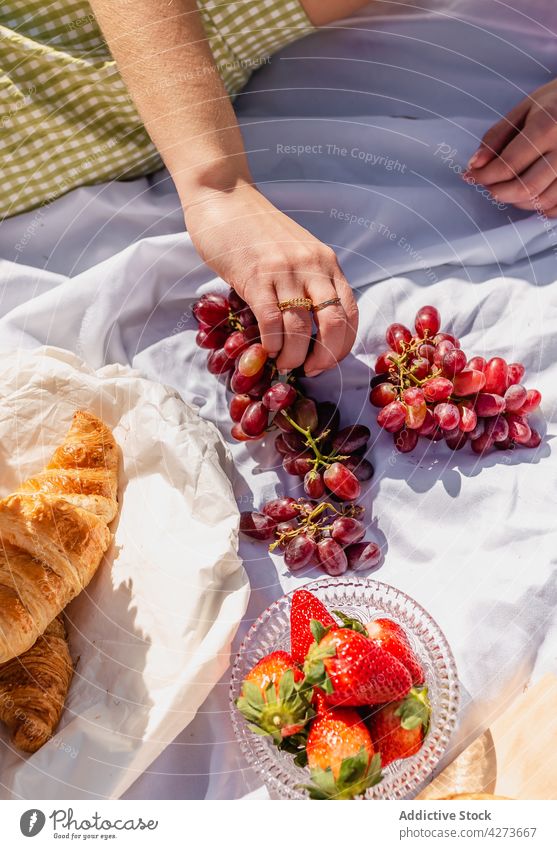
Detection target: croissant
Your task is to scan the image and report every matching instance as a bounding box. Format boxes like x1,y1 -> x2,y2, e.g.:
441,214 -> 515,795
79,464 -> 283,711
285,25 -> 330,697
0,411 -> 118,664
0,615 -> 73,753
18,410 -> 119,522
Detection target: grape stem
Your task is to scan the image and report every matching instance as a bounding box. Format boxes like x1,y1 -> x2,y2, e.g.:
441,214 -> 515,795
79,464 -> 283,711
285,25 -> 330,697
279,411 -> 349,471
268,500 -> 363,552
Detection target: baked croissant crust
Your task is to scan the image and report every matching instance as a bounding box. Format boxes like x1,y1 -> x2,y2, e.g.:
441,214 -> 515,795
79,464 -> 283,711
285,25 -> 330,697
0,615 -> 73,753
0,411 -> 118,664
18,410 -> 119,522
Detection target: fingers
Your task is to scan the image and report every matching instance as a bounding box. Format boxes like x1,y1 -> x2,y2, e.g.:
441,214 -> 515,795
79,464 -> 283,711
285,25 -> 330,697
466,113 -> 551,188
467,100 -> 530,169
274,279 -> 313,372
483,149 -> 557,206
304,271 -> 358,377
248,282 -> 283,356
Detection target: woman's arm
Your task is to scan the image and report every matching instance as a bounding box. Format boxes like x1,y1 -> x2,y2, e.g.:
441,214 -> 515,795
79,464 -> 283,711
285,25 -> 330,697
90,0 -> 358,375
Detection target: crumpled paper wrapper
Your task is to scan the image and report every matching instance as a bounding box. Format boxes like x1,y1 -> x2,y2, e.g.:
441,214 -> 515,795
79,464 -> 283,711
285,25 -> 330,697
0,346 -> 249,799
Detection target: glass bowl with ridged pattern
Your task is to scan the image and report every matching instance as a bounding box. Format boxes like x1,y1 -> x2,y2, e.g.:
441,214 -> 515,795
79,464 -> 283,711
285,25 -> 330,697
230,576 -> 460,799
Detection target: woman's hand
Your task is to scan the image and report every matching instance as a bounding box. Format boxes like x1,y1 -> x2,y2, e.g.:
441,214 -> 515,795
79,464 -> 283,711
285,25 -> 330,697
184,182 -> 359,376
465,79 -> 557,215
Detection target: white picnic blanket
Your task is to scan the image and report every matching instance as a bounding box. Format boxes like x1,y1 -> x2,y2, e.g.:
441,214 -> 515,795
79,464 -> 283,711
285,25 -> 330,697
0,0 -> 556,799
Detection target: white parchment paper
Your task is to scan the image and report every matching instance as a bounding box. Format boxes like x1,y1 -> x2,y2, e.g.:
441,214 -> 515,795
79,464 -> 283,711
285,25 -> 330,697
0,347 -> 249,799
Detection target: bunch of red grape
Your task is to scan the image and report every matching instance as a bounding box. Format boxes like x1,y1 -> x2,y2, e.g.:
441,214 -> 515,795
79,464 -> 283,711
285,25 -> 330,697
370,305 -> 543,454
240,497 -> 381,575
193,290 -> 374,501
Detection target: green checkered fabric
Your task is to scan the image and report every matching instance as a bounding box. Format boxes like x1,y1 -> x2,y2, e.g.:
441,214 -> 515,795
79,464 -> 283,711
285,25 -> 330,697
0,1 -> 313,219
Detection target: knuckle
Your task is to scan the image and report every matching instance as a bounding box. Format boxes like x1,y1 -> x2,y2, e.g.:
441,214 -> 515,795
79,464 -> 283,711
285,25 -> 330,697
285,313 -> 311,337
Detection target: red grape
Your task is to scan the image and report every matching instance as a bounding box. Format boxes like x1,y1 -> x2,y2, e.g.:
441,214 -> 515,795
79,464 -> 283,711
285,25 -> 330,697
386,323 -> 412,353
484,357 -> 508,395
247,372 -> 272,398
241,401 -> 269,436
467,356 -> 487,372
518,388 -> 542,414
468,418 -> 485,441
475,393 -> 506,417
343,456 -> 374,481
228,289 -> 246,311
282,452 -> 314,476
423,376 -> 453,402
238,343 -> 268,377
282,431 -> 307,453
315,403 -> 341,439
317,538 -> 348,576
331,517 -> 365,545
394,427 -> 419,453
375,350 -> 397,374
207,348 -> 235,375
275,434 -> 289,455
433,339 -> 455,367
458,405 -> 477,433
418,342 -> 437,362
230,394 -> 252,422
231,423 -> 263,441
285,535 -> 317,570
410,357 -> 431,380
224,330 -> 249,359
240,511 -> 276,540
370,383 -> 397,408
292,398 -> 318,432
417,409 -> 437,437
331,425 -> 370,454
471,432 -> 494,454
323,462 -> 361,501
236,306 -> 257,328
196,327 -> 228,349
521,428 -> 542,448
230,367 -> 265,394
275,410 -> 295,433
484,415 -> 509,443
506,413 -> 532,445
193,293 -> 229,327
504,384 -> 527,412
403,387 -> 427,429
262,382 -> 297,412
433,402 -> 460,430
433,332 -> 460,348
377,400 -> 407,432
346,541 -> 382,572
452,369 -> 486,396
304,470 -> 325,498
276,520 -> 298,546
507,362 -> 525,386
446,431 -> 468,450
415,305 -> 441,338
262,497 -> 299,522
441,348 -> 467,377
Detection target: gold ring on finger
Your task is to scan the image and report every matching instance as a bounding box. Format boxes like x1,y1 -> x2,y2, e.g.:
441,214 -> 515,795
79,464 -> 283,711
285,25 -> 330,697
277,297 -> 313,312
312,297 -> 342,313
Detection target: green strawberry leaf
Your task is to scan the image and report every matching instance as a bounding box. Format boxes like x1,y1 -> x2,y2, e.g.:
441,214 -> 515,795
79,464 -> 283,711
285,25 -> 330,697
332,610 -> 367,635
278,669 -> 295,703
310,619 -> 332,646
241,680 -> 265,707
395,686 -> 431,733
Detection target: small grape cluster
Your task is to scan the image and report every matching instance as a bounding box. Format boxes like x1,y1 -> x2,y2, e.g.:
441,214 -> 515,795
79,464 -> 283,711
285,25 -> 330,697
193,290 -> 374,501
240,497 -> 381,575
370,305 -> 542,454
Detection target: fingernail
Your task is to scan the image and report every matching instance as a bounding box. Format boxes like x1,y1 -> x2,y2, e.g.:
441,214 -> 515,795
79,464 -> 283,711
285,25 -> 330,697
305,369 -> 323,378
278,368 -> 288,375
467,151 -> 481,169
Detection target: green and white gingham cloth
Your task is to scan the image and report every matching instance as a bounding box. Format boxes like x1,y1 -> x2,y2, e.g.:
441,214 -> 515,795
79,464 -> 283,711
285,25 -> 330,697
0,0 -> 314,218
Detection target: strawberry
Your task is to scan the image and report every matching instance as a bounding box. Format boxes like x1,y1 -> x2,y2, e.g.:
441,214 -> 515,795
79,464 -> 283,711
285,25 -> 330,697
304,621 -> 412,707
367,686 -> 431,767
301,706 -> 383,799
290,589 -> 337,664
236,651 -> 313,742
334,610 -> 425,685
366,618 -> 425,686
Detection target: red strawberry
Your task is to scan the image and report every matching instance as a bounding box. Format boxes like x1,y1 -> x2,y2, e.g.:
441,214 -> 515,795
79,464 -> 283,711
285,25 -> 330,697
366,618 -> 425,685
302,706 -> 382,799
290,589 -> 337,664
304,622 -> 412,707
368,687 -> 431,767
236,651 -> 313,742
334,610 -> 425,685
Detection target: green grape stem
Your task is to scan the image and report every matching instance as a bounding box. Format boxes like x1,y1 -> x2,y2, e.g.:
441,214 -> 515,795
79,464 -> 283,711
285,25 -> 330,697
279,410 -> 349,471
